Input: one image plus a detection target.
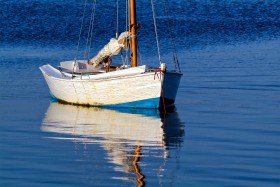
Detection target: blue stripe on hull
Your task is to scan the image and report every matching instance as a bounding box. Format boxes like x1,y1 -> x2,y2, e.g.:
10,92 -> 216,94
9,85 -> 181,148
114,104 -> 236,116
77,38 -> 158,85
49,91 -> 58,101
49,91 -> 160,109
102,98 -> 160,109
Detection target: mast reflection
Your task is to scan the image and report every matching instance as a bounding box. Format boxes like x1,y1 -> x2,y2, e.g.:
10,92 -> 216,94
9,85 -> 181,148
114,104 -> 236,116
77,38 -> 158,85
41,102 -> 184,186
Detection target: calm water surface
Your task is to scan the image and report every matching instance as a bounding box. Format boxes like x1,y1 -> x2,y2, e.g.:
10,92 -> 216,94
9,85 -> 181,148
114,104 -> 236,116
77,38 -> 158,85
1,0 -> 280,186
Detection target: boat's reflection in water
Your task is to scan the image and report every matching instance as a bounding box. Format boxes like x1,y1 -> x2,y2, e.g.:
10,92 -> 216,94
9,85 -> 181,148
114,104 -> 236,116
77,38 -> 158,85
41,102 -> 184,186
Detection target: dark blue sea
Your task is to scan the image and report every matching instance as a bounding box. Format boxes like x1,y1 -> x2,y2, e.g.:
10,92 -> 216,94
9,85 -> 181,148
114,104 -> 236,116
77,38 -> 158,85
1,0 -> 280,186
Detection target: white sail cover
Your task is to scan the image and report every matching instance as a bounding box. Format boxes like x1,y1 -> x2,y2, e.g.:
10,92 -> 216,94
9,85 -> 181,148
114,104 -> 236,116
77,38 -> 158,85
89,31 -> 129,67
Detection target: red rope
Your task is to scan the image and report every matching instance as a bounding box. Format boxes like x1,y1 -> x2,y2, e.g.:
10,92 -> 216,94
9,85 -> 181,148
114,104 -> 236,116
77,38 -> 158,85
154,68 -> 163,80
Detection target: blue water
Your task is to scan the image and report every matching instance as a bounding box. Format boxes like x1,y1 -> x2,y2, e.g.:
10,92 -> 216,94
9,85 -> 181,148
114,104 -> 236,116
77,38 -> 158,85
1,0 -> 280,186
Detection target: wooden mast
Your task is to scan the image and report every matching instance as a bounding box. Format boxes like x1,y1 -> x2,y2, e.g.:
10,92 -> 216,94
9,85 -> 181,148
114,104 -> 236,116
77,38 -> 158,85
130,0 -> 138,67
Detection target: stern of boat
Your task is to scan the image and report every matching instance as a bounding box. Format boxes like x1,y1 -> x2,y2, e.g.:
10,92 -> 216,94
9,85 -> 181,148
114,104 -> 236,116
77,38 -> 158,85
160,71 -> 183,110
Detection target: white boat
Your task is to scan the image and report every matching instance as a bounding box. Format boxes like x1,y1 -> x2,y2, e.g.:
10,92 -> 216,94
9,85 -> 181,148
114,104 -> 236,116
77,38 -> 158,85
39,0 -> 182,110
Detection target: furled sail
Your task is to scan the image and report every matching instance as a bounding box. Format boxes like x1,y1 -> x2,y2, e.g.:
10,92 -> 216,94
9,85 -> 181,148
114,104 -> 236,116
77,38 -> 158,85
89,31 -> 129,67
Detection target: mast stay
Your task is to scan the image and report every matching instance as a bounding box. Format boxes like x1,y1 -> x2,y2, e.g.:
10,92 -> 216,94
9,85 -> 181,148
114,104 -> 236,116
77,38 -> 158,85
151,0 -> 162,66
163,0 -> 181,72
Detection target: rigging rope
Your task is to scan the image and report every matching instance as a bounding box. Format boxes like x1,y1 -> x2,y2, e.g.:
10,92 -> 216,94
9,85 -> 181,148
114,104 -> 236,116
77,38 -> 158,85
127,0 -> 131,66
163,0 -> 181,72
75,0 -> 88,61
116,0 -> 119,39
87,0 -> 97,59
137,44 -> 143,65
151,0 -> 162,66
85,0 -> 97,60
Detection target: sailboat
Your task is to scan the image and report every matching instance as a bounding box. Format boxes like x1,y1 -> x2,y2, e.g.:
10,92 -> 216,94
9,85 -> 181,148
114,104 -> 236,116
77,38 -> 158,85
39,0 -> 182,110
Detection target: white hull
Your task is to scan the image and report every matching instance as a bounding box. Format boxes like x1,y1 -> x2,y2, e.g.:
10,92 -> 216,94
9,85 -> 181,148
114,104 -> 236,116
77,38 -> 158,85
40,62 -> 182,109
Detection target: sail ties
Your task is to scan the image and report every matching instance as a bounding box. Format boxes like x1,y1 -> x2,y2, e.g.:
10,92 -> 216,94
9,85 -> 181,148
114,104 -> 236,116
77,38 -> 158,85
89,31 -> 130,67
130,34 -> 137,38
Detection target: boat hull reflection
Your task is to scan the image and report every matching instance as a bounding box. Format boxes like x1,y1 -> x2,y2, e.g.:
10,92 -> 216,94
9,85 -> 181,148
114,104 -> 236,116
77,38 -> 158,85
41,102 -> 184,186
42,102 -> 165,146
